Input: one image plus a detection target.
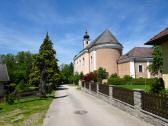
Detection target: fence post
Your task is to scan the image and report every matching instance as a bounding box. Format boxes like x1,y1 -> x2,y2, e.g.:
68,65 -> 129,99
83,82 -> 86,92
109,85 -> 113,100
96,84 -> 99,95
133,89 -> 144,116
89,82 -> 91,91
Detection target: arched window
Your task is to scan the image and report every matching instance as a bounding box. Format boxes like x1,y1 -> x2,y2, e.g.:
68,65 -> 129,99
83,57 -> 85,66
90,56 -> 93,64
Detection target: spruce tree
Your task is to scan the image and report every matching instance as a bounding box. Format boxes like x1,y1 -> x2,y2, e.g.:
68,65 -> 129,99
29,33 -> 59,97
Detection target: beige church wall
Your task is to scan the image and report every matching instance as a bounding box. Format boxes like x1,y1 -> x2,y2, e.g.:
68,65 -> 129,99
74,52 -> 90,75
118,62 -> 130,78
96,48 -> 121,76
161,42 -> 168,88
81,53 -> 90,74
89,51 -> 95,72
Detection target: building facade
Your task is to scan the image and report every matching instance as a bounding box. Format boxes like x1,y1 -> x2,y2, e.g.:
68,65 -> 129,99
0,64 -> 10,97
118,47 -> 153,78
74,30 -> 153,78
74,30 -> 123,75
145,27 -> 168,88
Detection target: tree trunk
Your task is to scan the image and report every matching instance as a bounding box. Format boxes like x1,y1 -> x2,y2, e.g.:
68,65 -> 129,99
38,66 -> 47,97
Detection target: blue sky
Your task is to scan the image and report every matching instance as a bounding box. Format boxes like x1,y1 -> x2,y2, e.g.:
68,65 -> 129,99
0,0 -> 168,64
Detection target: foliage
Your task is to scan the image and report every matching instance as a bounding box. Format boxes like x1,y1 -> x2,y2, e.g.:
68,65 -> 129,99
29,33 -> 59,96
28,54 -> 40,86
60,63 -> 74,84
119,85 -> 151,92
110,73 -> 120,78
83,71 -> 98,82
97,67 -> 108,83
160,89 -> 168,95
1,51 -> 33,84
5,93 -> 15,105
79,72 -> 84,80
131,78 -> 157,85
123,75 -> 133,82
108,78 -> 126,85
15,80 -> 28,93
5,83 -> 16,104
150,78 -> 165,93
149,46 -> 163,76
108,75 -> 158,86
70,72 -> 80,85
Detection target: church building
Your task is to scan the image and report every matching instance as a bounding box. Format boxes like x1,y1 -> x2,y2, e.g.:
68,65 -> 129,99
73,30 -> 153,78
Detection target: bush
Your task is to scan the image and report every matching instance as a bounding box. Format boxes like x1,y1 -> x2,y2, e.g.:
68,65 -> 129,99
15,80 -> 29,93
150,78 -> 165,93
108,78 -> 126,85
123,75 -> 133,81
6,93 -> 15,104
83,72 -> 98,82
110,73 -> 120,78
160,89 -> 168,95
97,67 -> 108,83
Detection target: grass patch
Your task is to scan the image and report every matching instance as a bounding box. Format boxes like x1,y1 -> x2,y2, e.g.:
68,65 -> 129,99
118,85 -> 151,92
0,92 -> 55,126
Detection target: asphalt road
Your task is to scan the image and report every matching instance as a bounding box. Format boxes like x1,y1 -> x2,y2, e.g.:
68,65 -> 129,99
43,85 -> 153,126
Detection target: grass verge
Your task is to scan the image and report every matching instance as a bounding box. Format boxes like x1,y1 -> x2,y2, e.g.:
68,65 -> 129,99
0,92 -> 55,126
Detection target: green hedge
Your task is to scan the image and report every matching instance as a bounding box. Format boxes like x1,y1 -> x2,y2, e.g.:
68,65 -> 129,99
108,78 -> 127,85
108,77 -> 158,86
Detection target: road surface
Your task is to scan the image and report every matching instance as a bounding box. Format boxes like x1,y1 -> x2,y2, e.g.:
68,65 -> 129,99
43,85 -> 153,126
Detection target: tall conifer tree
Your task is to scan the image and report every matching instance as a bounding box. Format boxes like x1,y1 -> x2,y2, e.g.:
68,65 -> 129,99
29,33 -> 59,97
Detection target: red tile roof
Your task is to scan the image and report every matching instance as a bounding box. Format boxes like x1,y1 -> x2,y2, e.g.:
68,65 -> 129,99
145,27 -> 168,45
118,47 -> 153,62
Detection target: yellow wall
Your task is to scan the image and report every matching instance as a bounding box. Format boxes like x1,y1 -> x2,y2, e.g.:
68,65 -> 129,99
161,42 -> 168,88
118,62 -> 130,77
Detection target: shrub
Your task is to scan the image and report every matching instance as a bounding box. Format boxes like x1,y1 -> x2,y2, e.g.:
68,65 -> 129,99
15,80 -> 29,93
6,93 -> 15,105
110,73 -> 119,78
150,78 -> 165,93
97,67 -> 108,82
130,78 -> 157,85
123,75 -> 133,81
72,73 -> 80,85
160,89 -> 168,95
83,72 -> 98,82
108,78 -> 126,85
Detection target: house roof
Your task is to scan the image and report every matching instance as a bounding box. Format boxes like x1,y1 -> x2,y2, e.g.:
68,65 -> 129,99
118,47 -> 153,63
0,64 -> 10,82
86,29 -> 123,49
145,27 -> 168,45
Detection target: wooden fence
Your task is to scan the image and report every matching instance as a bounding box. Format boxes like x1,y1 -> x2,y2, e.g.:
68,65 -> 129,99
16,91 -> 38,99
142,92 -> 168,119
112,86 -> 134,105
85,82 -> 89,89
99,84 -> 109,96
82,81 -> 84,87
91,83 -> 97,92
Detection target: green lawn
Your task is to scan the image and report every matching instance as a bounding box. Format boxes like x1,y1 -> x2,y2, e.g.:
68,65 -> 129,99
118,85 -> 151,92
0,93 -> 55,126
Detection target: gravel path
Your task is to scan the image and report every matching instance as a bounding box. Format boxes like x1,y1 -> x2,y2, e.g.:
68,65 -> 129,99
43,85 -> 153,126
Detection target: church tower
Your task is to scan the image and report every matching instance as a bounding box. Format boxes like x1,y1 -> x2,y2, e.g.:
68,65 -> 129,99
83,31 -> 90,48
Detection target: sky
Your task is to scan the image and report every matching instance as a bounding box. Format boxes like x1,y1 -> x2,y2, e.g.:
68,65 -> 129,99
0,0 -> 168,64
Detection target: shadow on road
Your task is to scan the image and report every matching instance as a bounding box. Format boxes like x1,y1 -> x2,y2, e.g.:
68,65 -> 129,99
48,95 -> 68,99
56,87 -> 68,91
